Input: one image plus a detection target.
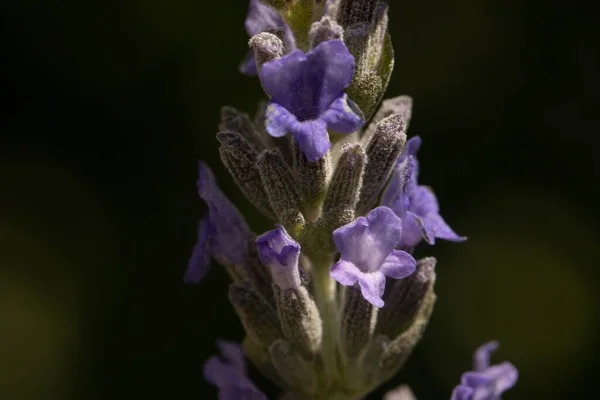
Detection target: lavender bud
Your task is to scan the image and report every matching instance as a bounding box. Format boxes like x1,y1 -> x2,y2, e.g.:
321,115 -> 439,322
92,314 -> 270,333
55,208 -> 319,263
256,226 -> 323,355
322,143 -> 366,227
250,32 -> 285,71
293,143 -> 332,217
228,282 -> 283,349
275,286 -> 323,356
324,0 -> 341,19
338,0 -> 377,27
340,286 -> 378,359
256,149 -> 306,233
268,339 -> 318,395
220,106 -> 269,148
357,114 -> 406,214
363,95 -> 413,141
217,131 -> 276,220
344,3 -> 394,118
242,336 -> 282,386
309,16 -> 344,49
377,257 -> 437,338
377,290 -> 436,382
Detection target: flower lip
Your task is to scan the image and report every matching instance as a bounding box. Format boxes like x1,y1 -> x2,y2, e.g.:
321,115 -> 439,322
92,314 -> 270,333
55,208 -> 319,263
330,207 -> 417,307
256,225 -> 302,290
451,342 -> 518,400
185,162 -> 251,283
259,39 -> 364,161
333,206 -> 403,272
256,224 -> 300,266
260,39 -> 355,117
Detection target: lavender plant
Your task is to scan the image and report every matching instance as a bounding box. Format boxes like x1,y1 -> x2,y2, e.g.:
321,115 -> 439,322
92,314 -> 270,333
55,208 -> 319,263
186,1 -> 518,399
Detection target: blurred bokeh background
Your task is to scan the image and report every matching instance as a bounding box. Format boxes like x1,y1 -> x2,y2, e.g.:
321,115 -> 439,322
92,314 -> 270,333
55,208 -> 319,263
1,0 -> 598,399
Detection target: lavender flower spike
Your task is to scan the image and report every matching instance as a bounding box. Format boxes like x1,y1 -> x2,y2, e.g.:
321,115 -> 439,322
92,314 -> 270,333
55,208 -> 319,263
184,162 -> 250,284
450,341 -> 518,400
330,206 -> 417,307
382,136 -> 466,250
256,225 -> 301,290
240,0 -> 296,76
203,340 -> 267,400
259,39 -> 365,161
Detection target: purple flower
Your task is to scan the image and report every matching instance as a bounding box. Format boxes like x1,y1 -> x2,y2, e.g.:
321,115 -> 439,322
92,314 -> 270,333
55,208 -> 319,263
256,225 -> 301,290
259,39 -> 365,162
240,0 -> 296,76
382,136 -> 466,251
204,340 -> 267,400
450,341 -> 518,400
330,206 -> 417,307
184,162 -> 250,284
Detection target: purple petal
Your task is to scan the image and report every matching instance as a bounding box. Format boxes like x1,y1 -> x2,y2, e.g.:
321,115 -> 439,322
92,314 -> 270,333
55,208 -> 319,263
410,185 -> 439,216
333,207 -> 402,273
216,340 -> 246,375
259,40 -> 355,119
473,341 -> 499,371
453,342 -> 518,400
308,40 -> 356,113
410,211 -> 435,245
380,250 -> 416,279
239,50 -> 258,76
256,225 -> 301,290
203,356 -> 232,387
260,50 -> 307,112
450,385 -> 474,400
461,371 -> 494,388
357,271 -> 386,308
382,156 -> 416,217
330,260 -> 361,287
196,162 -> 250,267
203,340 -> 267,400
320,94 -> 365,133
487,362 -> 518,395
426,213 -> 467,243
293,119 -> 330,162
404,136 -> 422,158
184,219 -> 213,284
245,0 -> 286,37
265,102 -> 299,137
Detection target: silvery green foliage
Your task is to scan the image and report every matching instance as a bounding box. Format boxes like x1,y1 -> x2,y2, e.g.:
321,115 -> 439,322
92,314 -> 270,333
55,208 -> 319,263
186,1 -> 517,400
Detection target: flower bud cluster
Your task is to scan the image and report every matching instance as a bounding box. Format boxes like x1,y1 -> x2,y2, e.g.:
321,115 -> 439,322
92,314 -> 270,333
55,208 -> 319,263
186,1 -> 517,399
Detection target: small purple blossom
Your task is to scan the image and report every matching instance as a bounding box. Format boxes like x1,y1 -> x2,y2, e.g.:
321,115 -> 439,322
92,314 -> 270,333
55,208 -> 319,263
382,136 -> 466,251
256,225 -> 301,290
204,340 -> 267,400
450,341 -> 518,400
184,162 -> 250,284
259,39 -> 365,162
330,206 -> 417,307
240,0 -> 296,76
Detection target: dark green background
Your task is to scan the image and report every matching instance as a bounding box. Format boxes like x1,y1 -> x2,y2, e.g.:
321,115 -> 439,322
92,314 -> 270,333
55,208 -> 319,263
1,0 -> 597,399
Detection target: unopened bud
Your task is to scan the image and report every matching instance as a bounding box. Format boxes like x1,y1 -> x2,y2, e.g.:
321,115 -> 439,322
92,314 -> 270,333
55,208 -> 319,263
228,282 -> 283,349
256,149 -> 306,233
363,96 -> 413,141
340,286 -> 378,359
338,0 -> 377,27
377,257 -> 437,338
323,143 -> 366,227
217,131 -> 276,220
357,114 -> 406,214
250,32 -> 285,71
309,16 -> 344,49
293,143 -> 332,217
269,339 -> 318,395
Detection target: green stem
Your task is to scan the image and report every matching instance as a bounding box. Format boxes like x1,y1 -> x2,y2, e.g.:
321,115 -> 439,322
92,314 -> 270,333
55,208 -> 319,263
312,258 -> 339,384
